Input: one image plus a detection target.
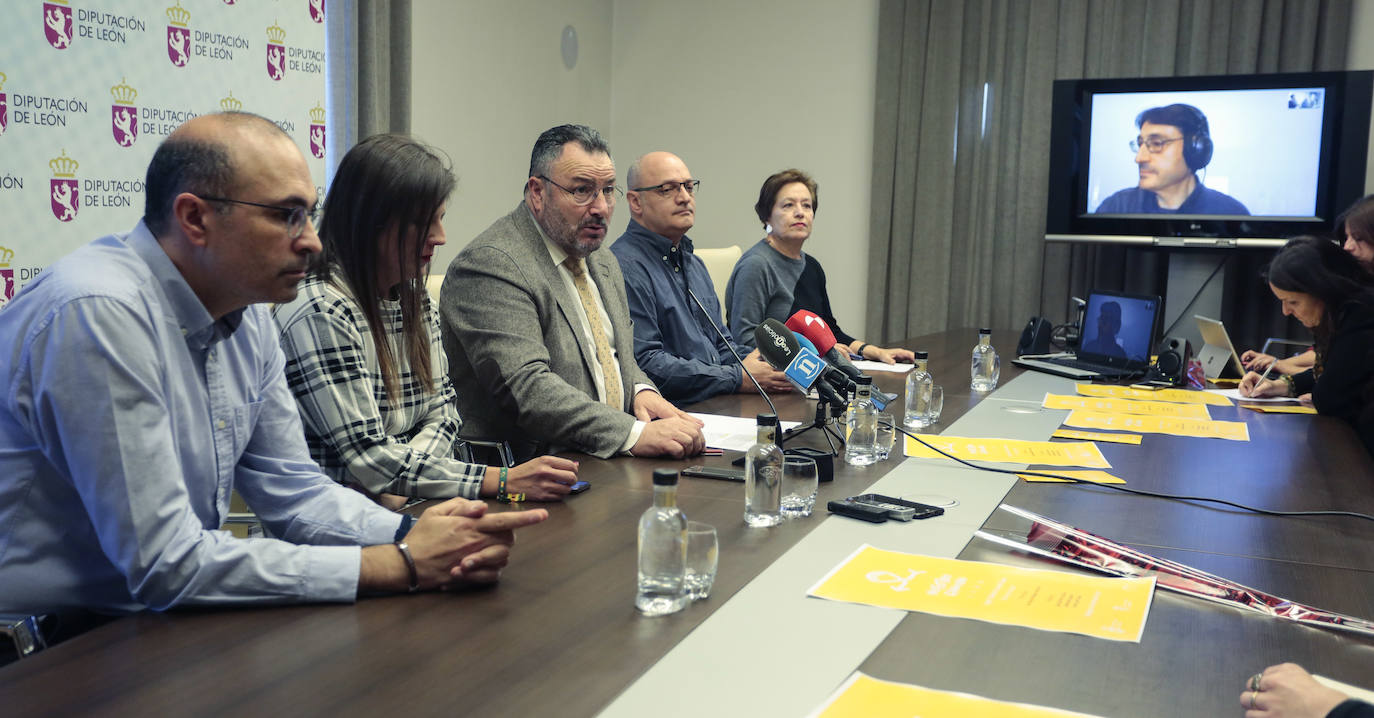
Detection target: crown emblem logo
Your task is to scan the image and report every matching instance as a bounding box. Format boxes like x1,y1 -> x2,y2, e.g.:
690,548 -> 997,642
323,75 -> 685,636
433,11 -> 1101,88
0,72 -> 7,92
309,103 -> 326,124
265,21 -> 286,44
220,91 -> 242,112
110,78 -> 137,105
50,150 -> 79,178
166,2 -> 190,27
0,246 -> 13,269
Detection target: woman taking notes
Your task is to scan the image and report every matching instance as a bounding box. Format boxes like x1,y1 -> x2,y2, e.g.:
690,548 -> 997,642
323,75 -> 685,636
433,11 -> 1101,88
274,135 -> 577,508
724,169 -> 914,363
1239,236 -> 1374,454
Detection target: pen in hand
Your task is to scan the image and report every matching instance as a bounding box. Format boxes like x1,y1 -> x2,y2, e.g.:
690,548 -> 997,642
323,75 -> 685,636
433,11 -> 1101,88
1246,362 -> 1276,397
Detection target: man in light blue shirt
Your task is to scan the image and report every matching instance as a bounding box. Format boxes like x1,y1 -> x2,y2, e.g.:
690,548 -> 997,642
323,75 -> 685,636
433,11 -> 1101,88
0,113 -> 547,619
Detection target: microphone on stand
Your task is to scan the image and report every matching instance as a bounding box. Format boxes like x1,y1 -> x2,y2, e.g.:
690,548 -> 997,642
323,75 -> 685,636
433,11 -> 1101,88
684,285 -> 780,428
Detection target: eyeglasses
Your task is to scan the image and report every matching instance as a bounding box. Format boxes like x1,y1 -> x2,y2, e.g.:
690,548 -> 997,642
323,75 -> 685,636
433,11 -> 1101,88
200,196 -> 319,239
1129,136 -> 1184,154
537,176 -> 622,206
630,179 -> 701,198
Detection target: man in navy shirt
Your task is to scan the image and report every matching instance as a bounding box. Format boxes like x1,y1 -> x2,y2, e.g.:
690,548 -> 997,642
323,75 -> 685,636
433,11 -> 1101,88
610,151 -> 790,404
1095,103 -> 1249,215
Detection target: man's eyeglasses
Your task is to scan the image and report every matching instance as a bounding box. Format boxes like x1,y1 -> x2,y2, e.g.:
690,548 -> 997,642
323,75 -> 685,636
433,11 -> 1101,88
630,180 -> 701,198
537,176 -> 622,206
200,196 -> 319,239
1129,136 -> 1184,154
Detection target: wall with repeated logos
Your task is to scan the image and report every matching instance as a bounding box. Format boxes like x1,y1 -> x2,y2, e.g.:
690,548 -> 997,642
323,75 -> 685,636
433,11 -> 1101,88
0,0 -> 329,309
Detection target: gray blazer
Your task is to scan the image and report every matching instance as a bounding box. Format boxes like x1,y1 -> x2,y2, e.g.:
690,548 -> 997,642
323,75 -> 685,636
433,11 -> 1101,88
439,201 -> 655,459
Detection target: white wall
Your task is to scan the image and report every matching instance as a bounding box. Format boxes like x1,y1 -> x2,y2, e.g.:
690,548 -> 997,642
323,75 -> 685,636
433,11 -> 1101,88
410,0 -> 880,338
410,0 -> 614,261
1352,0 -> 1374,193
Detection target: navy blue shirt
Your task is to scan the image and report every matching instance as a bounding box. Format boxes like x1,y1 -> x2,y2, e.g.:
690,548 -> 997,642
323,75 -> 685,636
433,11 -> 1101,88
1095,180 -> 1250,215
610,220 -> 743,404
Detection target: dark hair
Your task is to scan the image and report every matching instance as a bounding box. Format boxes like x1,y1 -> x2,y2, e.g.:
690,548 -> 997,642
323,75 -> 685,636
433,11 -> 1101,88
528,124 -> 610,179
1336,194 -> 1374,248
1264,235 -> 1374,347
142,112 -> 287,236
315,134 -> 456,399
754,169 -> 819,227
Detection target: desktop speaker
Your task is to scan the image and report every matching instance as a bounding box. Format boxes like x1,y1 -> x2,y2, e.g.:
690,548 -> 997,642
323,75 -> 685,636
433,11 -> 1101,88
1150,336 -> 1193,386
1017,317 -> 1053,356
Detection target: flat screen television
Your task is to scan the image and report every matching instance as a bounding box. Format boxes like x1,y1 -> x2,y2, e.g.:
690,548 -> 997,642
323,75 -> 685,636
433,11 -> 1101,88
1045,71 -> 1372,245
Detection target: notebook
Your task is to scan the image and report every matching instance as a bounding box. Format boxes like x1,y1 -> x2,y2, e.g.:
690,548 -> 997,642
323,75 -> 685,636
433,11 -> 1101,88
1013,290 -> 1161,379
1194,315 -> 1246,380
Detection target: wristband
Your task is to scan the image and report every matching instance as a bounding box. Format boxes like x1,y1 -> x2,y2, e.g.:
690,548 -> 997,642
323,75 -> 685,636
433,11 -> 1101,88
394,541 -> 419,593
856,343 -> 870,357
1281,373 -> 1297,397
496,465 -> 524,503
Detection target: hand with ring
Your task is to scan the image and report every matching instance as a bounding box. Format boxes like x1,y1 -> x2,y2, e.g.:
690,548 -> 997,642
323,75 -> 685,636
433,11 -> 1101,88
1239,663 -> 1352,717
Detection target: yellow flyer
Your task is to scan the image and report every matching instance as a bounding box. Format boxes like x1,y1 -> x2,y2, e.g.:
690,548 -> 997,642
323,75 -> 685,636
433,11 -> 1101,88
811,673 -> 1104,718
1243,404 -> 1318,414
1043,393 -> 1211,419
904,435 -> 1110,468
808,545 -> 1154,642
1051,429 -> 1142,445
1017,469 -> 1126,484
1063,410 -> 1250,441
1074,383 -> 1233,406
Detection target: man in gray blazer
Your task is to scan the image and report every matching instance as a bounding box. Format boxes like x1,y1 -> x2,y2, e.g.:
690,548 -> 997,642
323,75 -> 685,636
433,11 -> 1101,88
440,125 -> 705,461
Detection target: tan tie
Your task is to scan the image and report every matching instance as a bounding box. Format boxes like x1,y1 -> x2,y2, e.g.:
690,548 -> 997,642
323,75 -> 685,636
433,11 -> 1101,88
564,256 -> 622,410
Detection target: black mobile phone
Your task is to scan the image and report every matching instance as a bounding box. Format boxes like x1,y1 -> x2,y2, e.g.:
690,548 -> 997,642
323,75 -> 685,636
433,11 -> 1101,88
851,493 -> 945,521
827,499 -> 889,523
681,465 -> 746,482
569,480 -> 591,494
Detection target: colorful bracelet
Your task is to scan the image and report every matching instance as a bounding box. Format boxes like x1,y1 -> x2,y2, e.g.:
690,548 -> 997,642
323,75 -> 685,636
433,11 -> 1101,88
394,541 -> 419,593
496,465 -> 525,503
1281,373 -> 1297,397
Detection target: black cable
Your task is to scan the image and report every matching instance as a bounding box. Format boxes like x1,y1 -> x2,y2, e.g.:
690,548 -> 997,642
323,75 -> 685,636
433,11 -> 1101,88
886,421 -> 1374,523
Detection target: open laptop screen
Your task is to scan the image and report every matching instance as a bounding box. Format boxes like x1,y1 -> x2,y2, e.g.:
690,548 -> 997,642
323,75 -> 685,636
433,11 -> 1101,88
1078,291 -> 1159,367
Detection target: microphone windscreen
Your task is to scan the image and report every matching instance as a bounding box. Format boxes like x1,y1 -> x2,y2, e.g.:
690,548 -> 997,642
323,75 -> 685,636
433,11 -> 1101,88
754,318 -> 800,370
785,310 -> 839,354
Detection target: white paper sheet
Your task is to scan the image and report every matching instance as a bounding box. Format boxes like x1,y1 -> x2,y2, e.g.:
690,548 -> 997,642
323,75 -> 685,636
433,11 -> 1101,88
1209,388 -> 1309,403
688,412 -> 803,451
850,359 -> 914,374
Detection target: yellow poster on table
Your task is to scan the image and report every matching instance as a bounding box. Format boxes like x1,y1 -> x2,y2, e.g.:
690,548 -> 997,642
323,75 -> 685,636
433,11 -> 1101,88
1063,410 -> 1250,441
1043,393 -> 1211,419
905,435 -> 1110,468
808,545 -> 1154,642
1074,383 -> 1233,406
811,673 -> 1104,718
1243,404 -> 1318,414
1051,429 -> 1143,445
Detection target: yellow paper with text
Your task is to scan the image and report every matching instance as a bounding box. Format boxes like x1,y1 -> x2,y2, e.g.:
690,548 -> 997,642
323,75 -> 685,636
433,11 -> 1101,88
1074,383 -> 1233,406
1243,404 -> 1318,414
1043,393 -> 1210,419
904,435 -> 1110,468
808,545 -> 1154,642
813,673 -> 1104,718
1018,469 -> 1126,484
1051,429 -> 1143,445
1063,410 -> 1250,441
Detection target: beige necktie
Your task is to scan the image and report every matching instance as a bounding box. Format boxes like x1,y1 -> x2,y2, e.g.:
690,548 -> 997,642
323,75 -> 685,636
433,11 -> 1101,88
564,256 -> 622,410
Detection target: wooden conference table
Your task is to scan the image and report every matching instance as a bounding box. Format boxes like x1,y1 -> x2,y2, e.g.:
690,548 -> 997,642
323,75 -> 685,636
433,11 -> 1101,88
3,328 -> 1374,716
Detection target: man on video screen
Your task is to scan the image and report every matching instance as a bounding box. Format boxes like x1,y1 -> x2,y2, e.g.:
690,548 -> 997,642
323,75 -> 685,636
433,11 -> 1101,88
1095,104 -> 1250,215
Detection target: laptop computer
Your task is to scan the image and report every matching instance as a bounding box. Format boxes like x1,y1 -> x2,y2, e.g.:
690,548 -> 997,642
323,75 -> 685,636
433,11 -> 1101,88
1013,290 -> 1160,380
1194,315 -> 1245,380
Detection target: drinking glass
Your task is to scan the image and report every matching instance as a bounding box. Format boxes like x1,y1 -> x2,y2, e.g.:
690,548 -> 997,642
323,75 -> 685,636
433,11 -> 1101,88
875,413 -> 896,460
780,456 -> 819,518
684,521 -> 718,600
927,385 -> 944,425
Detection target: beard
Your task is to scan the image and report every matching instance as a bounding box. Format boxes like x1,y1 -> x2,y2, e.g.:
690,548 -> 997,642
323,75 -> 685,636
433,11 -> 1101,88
540,204 -> 608,259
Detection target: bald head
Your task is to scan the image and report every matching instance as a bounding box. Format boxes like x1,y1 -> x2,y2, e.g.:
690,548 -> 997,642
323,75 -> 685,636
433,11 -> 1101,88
626,151 -> 696,243
143,112 -> 293,237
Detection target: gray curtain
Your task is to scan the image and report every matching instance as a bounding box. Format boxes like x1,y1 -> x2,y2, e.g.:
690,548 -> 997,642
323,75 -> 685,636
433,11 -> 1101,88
869,0 -> 1351,348
325,0 -> 412,182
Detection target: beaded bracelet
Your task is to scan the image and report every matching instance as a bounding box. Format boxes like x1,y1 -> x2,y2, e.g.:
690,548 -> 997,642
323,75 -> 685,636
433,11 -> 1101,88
1281,373 -> 1297,397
